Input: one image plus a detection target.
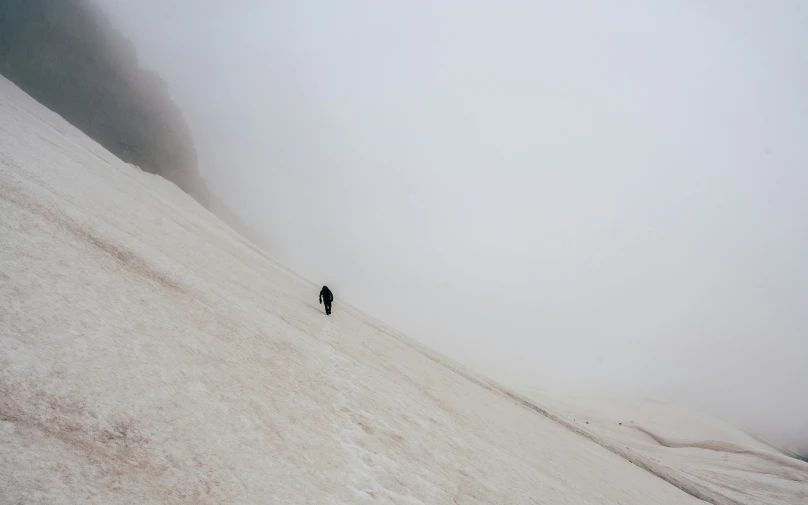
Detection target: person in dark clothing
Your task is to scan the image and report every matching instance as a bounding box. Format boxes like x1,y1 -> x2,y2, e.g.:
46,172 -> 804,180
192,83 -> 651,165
319,286 -> 334,315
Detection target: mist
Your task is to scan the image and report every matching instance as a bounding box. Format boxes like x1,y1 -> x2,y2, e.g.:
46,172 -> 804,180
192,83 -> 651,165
91,0 -> 808,452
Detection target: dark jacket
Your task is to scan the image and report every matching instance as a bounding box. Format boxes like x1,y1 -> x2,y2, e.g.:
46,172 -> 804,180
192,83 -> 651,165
319,286 -> 333,304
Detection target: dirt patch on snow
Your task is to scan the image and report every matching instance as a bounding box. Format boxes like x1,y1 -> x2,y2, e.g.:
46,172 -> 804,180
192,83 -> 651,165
0,183 -> 184,294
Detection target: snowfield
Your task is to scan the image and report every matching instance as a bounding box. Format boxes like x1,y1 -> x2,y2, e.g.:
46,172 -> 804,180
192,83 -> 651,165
1,75 -> 805,504
518,388 -> 808,505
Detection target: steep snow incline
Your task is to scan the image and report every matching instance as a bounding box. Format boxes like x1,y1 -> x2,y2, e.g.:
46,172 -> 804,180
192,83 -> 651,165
0,75 -> 722,505
519,388 -> 808,505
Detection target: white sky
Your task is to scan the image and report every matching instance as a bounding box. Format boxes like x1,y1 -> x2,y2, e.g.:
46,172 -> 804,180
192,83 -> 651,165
93,0 -> 808,450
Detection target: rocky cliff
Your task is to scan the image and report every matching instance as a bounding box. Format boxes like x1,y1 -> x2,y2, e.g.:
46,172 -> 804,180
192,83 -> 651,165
0,0 -> 210,205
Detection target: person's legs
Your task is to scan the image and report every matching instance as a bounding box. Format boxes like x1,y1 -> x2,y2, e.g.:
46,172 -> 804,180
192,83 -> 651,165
325,301 -> 331,315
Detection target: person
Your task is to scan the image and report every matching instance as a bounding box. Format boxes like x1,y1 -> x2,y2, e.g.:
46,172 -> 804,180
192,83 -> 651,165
319,285 -> 334,315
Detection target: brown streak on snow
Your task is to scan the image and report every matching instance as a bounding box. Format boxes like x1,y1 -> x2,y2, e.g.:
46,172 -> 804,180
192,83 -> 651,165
0,379 -> 152,471
0,378 -> 223,504
0,183 -> 185,294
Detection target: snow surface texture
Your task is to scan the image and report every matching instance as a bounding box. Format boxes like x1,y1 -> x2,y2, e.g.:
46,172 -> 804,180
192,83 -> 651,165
519,387 -> 808,505
0,75 -> 804,505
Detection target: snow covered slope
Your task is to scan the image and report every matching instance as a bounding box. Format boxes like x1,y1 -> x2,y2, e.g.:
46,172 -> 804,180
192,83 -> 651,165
517,388 -> 808,505
0,75 -> 800,504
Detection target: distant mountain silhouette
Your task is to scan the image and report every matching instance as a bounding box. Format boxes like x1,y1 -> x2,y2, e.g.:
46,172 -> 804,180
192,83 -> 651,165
0,0 -> 210,205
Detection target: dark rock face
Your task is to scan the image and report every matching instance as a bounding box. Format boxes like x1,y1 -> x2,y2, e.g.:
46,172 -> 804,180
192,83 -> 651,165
0,0 -> 210,205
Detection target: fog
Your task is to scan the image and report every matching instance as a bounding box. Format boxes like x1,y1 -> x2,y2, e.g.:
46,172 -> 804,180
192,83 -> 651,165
92,0 -> 807,452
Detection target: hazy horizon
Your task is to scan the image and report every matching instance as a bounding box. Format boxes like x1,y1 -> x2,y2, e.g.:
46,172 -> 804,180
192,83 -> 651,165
92,0 -> 807,452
